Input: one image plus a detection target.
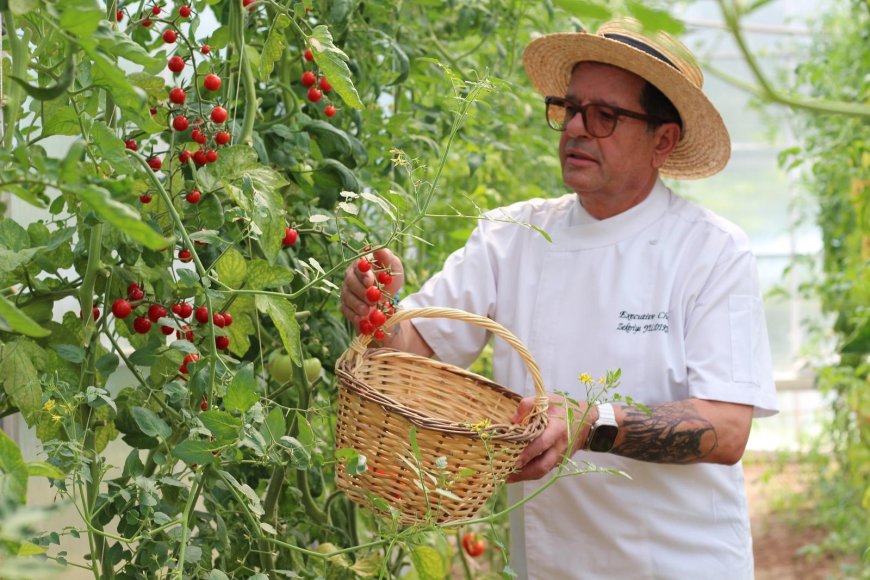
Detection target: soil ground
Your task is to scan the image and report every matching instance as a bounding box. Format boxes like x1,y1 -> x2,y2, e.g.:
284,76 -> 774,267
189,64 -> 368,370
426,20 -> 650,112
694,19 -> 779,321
744,452 -> 858,580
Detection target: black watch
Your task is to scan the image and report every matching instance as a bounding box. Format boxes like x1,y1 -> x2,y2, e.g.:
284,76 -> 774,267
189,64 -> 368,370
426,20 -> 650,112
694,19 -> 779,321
585,403 -> 618,453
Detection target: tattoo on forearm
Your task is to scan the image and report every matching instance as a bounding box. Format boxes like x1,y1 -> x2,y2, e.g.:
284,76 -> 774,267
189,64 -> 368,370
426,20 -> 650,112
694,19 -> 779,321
612,401 -> 718,464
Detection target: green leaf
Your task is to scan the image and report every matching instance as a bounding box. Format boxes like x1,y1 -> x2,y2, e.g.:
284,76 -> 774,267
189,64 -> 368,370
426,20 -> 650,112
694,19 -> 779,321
410,545 -> 446,580
94,23 -> 163,72
65,183 -> 168,250
41,100 -> 81,137
315,158 -> 360,197
336,447 -> 367,475
224,363 -> 259,413
0,429 -> 28,504
0,294 -> 51,337
261,406 -> 285,445
295,412 -> 315,450
260,15 -> 290,80
256,295 -> 302,365
57,0 -> 102,50
303,119 -> 353,159
0,340 -> 44,425
9,0 -> 39,16
91,53 -> 162,134
173,439 -> 217,465
199,409 -> 242,444
54,344 -> 85,363
131,407 -> 171,440
215,247 -> 248,289
553,0 -> 611,20
91,121 -> 135,174
0,247 -> 41,276
25,461 -> 65,480
308,25 -> 364,109
278,436 -> 310,469
626,1 -> 685,34
218,470 -> 265,516
247,259 -> 294,289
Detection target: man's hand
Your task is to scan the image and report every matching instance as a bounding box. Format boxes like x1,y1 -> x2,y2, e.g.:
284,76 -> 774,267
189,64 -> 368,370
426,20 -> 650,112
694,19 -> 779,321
340,248 -> 404,324
507,394 -> 594,483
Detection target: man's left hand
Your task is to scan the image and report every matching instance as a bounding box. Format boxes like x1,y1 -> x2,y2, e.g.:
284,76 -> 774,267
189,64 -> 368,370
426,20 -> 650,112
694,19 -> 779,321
507,394 -> 595,482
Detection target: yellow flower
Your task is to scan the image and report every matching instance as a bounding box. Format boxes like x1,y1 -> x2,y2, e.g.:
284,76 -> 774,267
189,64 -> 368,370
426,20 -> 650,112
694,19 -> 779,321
42,399 -> 56,412
578,372 -> 594,385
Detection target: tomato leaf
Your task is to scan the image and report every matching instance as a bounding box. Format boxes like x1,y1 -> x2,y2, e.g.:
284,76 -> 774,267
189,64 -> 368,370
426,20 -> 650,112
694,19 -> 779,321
260,15 -> 290,81
552,0 -> 611,20
25,461 -> 65,480
261,406 -> 286,445
278,436 -> 310,469
131,407 -> 171,441
215,247 -> 248,289
255,295 -> 302,366
91,121 -> 135,175
65,183 -> 168,250
626,1 -> 685,34
199,410 -> 242,444
308,25 -> 363,109
246,260 -> 294,290
173,439 -> 218,465
0,294 -> 51,338
0,429 -> 28,504
224,363 -> 259,413
0,339 -> 44,425
410,545 -> 446,580
218,470 -> 265,517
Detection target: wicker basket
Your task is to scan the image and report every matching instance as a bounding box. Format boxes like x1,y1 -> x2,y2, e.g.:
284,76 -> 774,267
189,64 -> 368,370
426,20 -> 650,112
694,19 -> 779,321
334,307 -> 548,525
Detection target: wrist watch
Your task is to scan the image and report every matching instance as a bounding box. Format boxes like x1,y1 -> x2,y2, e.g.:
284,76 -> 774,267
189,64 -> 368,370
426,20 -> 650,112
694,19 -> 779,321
585,403 -> 618,452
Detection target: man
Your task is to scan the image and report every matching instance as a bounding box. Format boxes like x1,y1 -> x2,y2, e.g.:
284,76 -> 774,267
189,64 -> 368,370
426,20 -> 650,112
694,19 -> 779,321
341,18 -> 779,579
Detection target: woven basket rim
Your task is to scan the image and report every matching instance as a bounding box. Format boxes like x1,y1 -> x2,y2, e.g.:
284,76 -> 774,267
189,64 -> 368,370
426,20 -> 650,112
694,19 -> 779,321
336,347 -> 544,443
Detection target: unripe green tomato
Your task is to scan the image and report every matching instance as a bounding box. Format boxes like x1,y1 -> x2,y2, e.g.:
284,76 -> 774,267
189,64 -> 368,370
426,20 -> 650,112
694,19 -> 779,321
303,357 -> 322,384
268,353 -> 294,384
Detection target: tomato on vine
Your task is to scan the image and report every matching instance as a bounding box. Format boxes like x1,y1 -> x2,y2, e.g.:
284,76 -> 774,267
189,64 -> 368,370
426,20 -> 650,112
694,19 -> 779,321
282,227 -> 298,247
215,131 -> 231,146
191,128 -> 207,144
461,532 -> 486,558
139,193 -> 152,204
112,299 -> 132,319
203,73 -> 222,92
369,309 -> 387,327
324,105 -> 337,118
180,353 -> 200,374
365,286 -> 381,303
195,306 -> 209,324
301,71 -> 317,87
318,76 -> 332,92
304,48 -> 314,61
205,149 -> 218,163
133,317 -> 152,334
147,156 -> 162,171
162,29 -> 177,44
210,106 -> 228,124
178,248 -> 193,263
186,190 -> 201,204
356,258 -> 371,273
147,304 -> 167,322
307,88 -> 322,103
169,87 -> 186,105
215,336 -> 230,350
124,139 -> 138,151
172,115 -> 189,131
200,44 -> 211,55
167,55 -> 185,74
178,5 -> 191,18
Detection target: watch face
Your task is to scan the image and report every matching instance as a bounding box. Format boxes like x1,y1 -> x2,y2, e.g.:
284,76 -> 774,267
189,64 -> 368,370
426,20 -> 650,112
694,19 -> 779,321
589,424 -> 619,453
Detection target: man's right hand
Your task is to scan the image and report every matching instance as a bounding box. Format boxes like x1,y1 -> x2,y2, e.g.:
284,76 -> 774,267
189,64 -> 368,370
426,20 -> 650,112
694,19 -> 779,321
340,248 -> 404,324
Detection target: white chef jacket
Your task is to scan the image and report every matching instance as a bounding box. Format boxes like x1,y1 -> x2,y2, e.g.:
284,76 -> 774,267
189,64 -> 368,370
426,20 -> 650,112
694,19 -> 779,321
401,180 -> 779,579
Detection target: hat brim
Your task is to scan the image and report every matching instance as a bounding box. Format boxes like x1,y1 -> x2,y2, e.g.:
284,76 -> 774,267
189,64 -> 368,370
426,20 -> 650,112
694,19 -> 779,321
523,33 -> 730,180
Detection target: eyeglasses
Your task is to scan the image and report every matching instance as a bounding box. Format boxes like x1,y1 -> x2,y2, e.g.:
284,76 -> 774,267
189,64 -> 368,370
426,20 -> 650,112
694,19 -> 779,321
545,96 -> 664,138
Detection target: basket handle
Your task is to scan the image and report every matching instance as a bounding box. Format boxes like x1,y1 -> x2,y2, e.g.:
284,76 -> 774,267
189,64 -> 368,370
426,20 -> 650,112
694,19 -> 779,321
355,306 -> 549,414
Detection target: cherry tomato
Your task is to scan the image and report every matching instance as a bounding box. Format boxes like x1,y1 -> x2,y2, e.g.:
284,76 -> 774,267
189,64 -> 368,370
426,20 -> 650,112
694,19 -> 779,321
461,532 -> 486,558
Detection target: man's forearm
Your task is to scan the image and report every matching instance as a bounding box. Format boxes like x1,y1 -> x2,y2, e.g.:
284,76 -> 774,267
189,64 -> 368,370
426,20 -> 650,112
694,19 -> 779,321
609,399 -> 752,465
381,319 -> 434,358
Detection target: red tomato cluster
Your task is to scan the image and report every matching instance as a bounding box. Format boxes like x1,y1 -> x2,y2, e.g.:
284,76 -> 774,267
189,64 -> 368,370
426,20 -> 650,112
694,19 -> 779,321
356,257 -> 395,339
300,48 -> 337,119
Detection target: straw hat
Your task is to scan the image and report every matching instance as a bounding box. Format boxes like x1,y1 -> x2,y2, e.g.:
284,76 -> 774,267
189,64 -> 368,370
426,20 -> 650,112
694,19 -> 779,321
523,18 -> 730,180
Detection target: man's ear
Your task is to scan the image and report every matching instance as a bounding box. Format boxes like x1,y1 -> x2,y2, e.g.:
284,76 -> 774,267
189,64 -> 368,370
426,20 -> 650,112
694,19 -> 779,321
651,123 -> 681,169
